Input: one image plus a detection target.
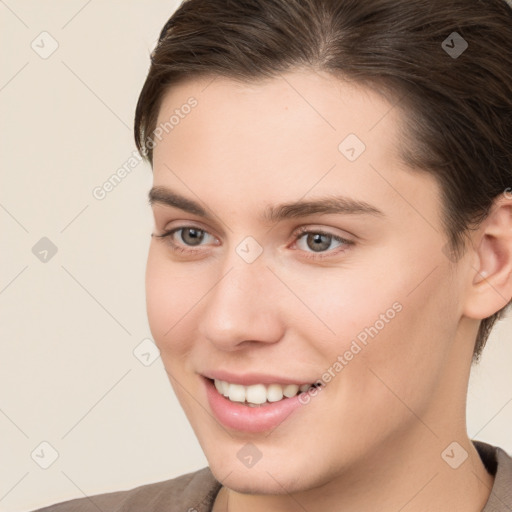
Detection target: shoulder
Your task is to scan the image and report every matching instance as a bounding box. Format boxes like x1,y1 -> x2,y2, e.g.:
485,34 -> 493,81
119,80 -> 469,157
29,467 -> 222,512
473,440 -> 512,512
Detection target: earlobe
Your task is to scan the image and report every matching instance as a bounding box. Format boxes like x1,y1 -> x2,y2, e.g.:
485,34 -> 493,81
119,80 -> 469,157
463,199 -> 512,319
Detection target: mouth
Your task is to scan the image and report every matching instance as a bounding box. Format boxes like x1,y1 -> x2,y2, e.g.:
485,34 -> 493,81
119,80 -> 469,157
211,378 -> 322,407
202,376 -> 323,432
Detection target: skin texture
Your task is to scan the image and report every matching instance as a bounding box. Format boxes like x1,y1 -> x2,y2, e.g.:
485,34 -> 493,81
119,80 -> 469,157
146,69 -> 512,511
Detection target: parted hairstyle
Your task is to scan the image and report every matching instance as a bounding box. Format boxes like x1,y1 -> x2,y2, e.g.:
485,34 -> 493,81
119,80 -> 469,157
134,0 -> 512,362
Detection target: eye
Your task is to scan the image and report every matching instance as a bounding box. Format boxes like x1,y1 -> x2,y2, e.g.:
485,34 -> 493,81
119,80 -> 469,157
292,227 -> 353,260
172,227 -> 208,246
152,226 -> 218,254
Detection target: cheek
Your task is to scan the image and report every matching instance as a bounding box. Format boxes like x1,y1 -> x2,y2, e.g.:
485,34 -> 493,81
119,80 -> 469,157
145,249 -> 171,340
278,257 -> 400,346
145,247 -> 197,353
342,268 -> 457,419
293,250 -> 456,390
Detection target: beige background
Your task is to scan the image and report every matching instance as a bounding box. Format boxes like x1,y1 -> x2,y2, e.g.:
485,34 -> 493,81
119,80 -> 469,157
0,1 -> 511,511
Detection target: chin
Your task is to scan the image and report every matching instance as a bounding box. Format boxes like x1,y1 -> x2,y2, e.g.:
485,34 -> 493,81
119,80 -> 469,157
211,466 -> 307,495
206,451 -> 323,495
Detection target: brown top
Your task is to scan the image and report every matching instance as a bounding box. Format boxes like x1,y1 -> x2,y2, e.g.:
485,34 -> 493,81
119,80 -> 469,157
31,440 -> 511,512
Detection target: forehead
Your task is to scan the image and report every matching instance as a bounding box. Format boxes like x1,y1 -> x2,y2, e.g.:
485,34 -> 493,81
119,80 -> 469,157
153,70 -> 403,176
155,70 -> 397,141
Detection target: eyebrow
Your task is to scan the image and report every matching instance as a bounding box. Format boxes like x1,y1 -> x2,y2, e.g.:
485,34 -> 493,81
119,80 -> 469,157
148,186 -> 384,223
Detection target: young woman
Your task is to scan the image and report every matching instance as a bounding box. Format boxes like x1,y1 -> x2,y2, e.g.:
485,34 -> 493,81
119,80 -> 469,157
33,0 -> 512,510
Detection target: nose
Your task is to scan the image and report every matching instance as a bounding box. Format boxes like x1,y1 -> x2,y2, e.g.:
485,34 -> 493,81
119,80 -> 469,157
197,255 -> 285,352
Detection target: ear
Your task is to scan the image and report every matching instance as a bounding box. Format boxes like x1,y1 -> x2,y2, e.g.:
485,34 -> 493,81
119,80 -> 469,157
463,193 -> 512,320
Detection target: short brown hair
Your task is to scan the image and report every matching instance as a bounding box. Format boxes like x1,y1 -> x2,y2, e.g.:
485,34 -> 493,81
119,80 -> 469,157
134,0 -> 512,362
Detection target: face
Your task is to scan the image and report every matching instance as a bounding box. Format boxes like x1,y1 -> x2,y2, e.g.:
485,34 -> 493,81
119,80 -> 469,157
146,69 -> 471,494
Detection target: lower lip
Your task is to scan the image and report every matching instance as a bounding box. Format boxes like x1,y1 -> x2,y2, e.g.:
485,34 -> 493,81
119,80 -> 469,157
203,378 -> 309,433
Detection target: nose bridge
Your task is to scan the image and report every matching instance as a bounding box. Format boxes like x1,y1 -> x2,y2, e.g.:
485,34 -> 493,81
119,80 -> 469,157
198,247 -> 283,349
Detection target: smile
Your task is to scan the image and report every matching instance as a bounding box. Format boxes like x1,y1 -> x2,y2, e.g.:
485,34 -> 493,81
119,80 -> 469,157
213,379 -> 320,406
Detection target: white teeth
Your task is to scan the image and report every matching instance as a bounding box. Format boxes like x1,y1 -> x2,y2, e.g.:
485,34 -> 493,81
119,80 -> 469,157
228,383 -> 246,403
245,384 -> 267,404
213,379 -> 313,405
267,384 -> 284,402
283,384 -> 299,398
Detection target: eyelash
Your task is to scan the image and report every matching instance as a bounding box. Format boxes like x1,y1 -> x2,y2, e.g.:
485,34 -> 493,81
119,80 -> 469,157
152,225 -> 354,261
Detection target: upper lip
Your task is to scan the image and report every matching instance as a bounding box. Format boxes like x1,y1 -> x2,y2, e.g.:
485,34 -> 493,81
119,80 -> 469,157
201,370 -> 314,386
